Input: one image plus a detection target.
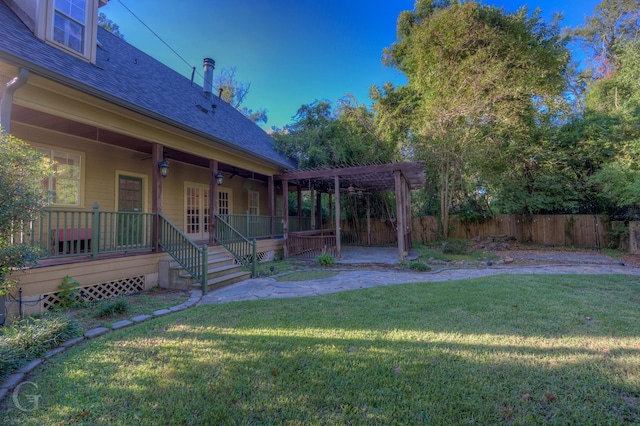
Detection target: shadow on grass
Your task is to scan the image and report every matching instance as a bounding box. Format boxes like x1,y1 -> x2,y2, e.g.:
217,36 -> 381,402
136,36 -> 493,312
2,274 -> 639,424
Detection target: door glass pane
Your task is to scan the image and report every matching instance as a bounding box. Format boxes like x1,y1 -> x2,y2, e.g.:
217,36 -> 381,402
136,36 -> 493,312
186,187 -> 200,233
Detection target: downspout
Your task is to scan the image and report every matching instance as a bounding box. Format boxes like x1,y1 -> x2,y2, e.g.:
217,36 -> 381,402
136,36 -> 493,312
0,68 -> 30,133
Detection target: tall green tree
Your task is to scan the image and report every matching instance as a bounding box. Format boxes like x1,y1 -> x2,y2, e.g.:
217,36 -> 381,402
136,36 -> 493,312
586,40 -> 640,215
572,0 -> 640,79
0,130 -> 51,294
375,0 -> 569,236
273,96 -> 396,169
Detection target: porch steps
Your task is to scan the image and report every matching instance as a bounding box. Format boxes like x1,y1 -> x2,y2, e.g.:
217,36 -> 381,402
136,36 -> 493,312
158,248 -> 250,291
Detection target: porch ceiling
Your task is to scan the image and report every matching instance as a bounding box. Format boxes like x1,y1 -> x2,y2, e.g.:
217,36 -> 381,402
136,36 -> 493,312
9,105 -> 262,177
275,162 -> 426,193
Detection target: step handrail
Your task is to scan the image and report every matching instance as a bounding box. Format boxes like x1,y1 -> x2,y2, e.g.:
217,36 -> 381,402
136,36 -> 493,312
158,213 -> 209,293
215,214 -> 257,278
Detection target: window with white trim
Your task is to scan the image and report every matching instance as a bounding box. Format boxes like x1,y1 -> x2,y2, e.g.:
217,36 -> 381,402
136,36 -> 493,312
248,190 -> 259,216
52,0 -> 87,54
36,147 -> 83,206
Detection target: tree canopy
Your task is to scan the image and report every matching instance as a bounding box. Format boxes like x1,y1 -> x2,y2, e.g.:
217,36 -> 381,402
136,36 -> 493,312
374,0 -> 569,235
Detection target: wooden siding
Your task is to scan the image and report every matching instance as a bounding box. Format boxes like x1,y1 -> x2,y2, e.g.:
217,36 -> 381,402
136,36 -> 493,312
5,252 -> 165,318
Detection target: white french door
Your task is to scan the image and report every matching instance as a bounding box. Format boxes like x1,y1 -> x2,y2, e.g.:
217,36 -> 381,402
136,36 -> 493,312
185,184 -> 232,240
185,183 -> 209,240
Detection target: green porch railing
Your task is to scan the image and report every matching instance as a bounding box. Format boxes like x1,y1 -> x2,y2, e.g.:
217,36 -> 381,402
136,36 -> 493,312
158,213 -> 209,293
216,214 -> 256,278
11,203 -> 154,259
218,214 -> 312,238
220,213 -> 272,239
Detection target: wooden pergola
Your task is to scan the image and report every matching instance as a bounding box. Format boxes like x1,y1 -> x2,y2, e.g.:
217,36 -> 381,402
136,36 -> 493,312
275,162 -> 426,261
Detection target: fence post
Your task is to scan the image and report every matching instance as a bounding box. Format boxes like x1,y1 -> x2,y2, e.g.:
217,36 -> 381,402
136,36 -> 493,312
251,239 -> 257,278
92,202 -> 100,259
201,244 -> 208,294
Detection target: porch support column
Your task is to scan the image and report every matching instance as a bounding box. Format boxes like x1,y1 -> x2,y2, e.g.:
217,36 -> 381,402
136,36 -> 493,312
268,176 -> 275,238
283,179 -> 289,257
334,174 -> 341,259
316,190 -> 322,230
208,160 -> 219,245
395,169 -> 406,262
152,143 -> 164,252
366,193 -> 371,246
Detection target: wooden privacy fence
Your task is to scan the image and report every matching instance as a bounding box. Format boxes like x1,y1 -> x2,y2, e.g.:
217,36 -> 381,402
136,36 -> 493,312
411,214 -> 614,247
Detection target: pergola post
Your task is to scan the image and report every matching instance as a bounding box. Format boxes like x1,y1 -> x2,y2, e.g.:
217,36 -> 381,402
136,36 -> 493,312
366,193 -> 371,246
282,179 -> 289,257
310,186 -> 315,230
395,169 -> 405,262
316,190 -> 322,230
334,174 -> 341,259
296,185 -> 302,230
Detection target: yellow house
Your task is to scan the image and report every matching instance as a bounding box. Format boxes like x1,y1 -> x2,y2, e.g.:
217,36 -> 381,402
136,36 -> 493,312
0,0 -> 296,319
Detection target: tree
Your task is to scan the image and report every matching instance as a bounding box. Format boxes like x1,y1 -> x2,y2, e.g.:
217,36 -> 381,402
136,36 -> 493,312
98,13 -> 125,39
0,130 -> 51,295
571,0 -> 640,80
375,0 -> 569,236
273,96 -> 396,169
214,67 -> 268,124
585,41 -> 640,215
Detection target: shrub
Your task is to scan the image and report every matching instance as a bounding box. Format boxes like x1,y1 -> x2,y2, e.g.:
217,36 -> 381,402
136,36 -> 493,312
57,275 -> 82,309
0,315 -> 83,380
315,252 -> 336,266
95,297 -> 129,318
441,239 -> 470,255
400,260 -> 431,272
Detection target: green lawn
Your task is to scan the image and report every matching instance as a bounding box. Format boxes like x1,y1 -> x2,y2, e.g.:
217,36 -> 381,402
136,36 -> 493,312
2,274 -> 639,425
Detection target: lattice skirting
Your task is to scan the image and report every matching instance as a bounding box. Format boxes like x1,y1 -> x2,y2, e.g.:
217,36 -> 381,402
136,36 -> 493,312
42,275 -> 146,311
232,250 -> 278,266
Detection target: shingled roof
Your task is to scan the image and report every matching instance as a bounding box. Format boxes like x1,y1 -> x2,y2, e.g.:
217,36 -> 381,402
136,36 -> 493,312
0,1 -> 295,169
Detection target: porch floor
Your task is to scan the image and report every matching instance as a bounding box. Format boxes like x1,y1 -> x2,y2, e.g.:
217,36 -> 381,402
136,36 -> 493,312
335,246 -> 420,265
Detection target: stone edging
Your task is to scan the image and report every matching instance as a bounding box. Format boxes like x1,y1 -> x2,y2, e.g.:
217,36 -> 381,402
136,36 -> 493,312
0,289 -> 203,405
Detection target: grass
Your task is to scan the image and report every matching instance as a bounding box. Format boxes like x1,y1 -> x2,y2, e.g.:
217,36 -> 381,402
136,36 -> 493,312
415,242 -> 499,263
56,288 -> 190,331
2,274 -> 639,425
253,258 -> 307,277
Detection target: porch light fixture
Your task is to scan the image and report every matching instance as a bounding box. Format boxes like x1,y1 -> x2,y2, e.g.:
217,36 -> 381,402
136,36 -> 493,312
215,172 -> 224,185
157,159 -> 170,178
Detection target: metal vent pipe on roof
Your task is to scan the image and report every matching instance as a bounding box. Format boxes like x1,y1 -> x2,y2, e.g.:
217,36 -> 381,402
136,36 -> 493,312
203,58 -> 215,101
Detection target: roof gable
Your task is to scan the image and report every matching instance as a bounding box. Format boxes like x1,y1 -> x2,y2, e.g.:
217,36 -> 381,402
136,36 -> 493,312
0,1 -> 294,168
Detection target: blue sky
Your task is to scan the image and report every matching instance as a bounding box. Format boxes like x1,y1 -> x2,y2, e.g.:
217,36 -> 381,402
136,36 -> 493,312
101,0 -> 602,130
